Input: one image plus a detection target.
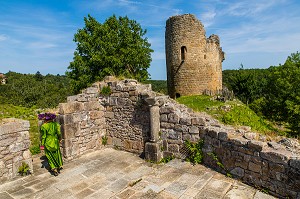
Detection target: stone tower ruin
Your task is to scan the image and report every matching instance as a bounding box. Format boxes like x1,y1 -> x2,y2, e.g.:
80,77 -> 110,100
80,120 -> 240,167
165,14 -> 225,98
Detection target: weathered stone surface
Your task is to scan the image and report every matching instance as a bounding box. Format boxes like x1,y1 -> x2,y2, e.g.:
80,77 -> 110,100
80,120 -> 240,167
248,140 -> 267,151
231,137 -> 249,146
168,144 -> 179,153
260,149 -> 293,164
218,131 -> 228,141
289,158 -> 300,170
248,162 -> 261,173
230,167 -> 245,178
84,101 -> 101,111
0,119 -> 32,182
189,126 -> 199,134
191,117 -> 205,126
145,142 -> 162,162
59,102 -> 84,114
207,127 -> 219,138
168,113 -> 179,123
89,111 -> 103,119
179,117 -> 191,125
160,106 -> 175,114
160,114 -> 168,122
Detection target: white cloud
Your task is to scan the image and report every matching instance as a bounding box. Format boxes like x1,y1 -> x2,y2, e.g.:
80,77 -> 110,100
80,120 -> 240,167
0,34 -> 7,41
199,10 -> 216,27
28,42 -> 57,49
221,0 -> 285,17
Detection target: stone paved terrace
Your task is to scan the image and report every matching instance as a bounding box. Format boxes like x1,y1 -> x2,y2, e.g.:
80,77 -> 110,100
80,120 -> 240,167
0,148 -> 277,199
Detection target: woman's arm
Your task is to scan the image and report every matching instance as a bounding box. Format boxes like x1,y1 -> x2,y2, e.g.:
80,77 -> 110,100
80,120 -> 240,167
40,125 -> 47,147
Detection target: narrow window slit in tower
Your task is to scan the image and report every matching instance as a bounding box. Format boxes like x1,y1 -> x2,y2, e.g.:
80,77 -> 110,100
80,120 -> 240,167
181,46 -> 187,61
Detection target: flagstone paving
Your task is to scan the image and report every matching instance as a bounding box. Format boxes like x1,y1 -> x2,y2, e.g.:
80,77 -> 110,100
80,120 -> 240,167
0,148 -> 277,199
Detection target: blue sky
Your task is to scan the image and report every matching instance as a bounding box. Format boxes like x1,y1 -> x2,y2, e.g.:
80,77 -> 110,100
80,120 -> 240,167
1,0 -> 300,80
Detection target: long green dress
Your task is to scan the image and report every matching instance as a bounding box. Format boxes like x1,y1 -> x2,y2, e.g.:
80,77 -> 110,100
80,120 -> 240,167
40,121 -> 63,170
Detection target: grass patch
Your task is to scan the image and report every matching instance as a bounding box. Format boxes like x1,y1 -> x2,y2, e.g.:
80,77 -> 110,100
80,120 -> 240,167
176,95 -> 281,135
0,104 -> 42,154
176,95 -> 224,112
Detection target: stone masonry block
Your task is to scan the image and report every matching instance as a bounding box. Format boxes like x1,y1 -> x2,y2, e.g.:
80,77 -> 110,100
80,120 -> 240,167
59,102 -> 84,114
175,124 -> 188,133
145,142 -> 162,162
191,117 -> 205,125
145,142 -> 159,154
62,113 -> 82,125
160,122 -> 174,129
168,113 -> 179,123
160,114 -> 168,122
62,123 -> 80,139
168,144 -> 179,153
179,117 -> 191,125
230,167 -> 245,178
289,158 -> 300,170
230,137 -> 248,146
85,87 -> 98,94
207,127 -> 219,138
248,161 -> 262,173
160,106 -> 175,114
248,140 -> 267,151
189,126 -> 199,134
260,149 -> 293,165
89,111 -> 104,120
218,131 -> 228,141
67,95 -> 78,102
84,101 -> 101,111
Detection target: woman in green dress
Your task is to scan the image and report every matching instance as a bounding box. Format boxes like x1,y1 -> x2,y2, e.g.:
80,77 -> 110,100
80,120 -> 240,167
39,113 -> 63,176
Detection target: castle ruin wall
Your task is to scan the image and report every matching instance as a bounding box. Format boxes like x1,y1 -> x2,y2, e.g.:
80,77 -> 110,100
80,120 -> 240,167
0,119 -> 32,182
57,78 -> 299,198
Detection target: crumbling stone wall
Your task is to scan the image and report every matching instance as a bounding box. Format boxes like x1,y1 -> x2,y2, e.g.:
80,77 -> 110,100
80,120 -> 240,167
98,78 -> 155,154
58,77 -> 156,159
58,85 -> 106,160
59,78 -> 299,198
157,99 -> 300,198
0,118 -> 32,182
165,14 -> 225,98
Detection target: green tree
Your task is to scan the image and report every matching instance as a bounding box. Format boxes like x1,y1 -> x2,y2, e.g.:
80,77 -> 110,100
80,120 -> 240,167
67,15 -> 153,93
223,66 -> 268,105
263,52 -> 300,135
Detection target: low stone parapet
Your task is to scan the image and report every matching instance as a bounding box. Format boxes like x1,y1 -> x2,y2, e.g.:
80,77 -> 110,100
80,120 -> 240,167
0,118 -> 32,182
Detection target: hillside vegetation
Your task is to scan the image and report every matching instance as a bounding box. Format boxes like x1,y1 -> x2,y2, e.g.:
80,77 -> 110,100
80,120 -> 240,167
176,95 -> 281,137
223,52 -> 300,138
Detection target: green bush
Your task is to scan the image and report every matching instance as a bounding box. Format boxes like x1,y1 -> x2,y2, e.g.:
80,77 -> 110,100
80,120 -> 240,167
184,139 -> 204,164
100,86 -> 111,96
18,162 -> 31,176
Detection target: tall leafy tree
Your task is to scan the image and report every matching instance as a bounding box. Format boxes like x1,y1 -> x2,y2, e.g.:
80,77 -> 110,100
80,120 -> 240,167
263,52 -> 300,135
223,66 -> 268,105
67,15 -> 153,93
